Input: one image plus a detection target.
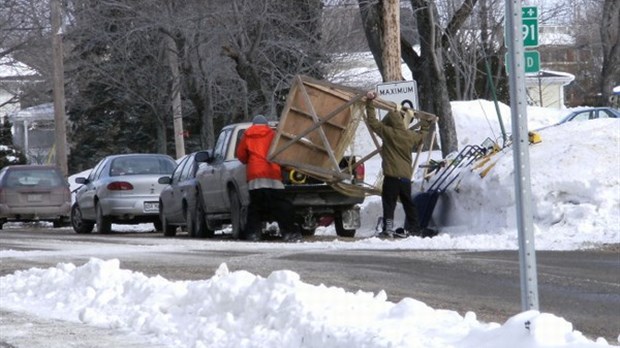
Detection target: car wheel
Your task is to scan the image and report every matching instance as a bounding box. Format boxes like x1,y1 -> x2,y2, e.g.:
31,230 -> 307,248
335,211 -> 356,238
185,205 -> 196,238
229,189 -> 244,239
194,195 -> 214,238
159,207 -> 176,237
71,204 -> 94,234
95,202 -> 112,234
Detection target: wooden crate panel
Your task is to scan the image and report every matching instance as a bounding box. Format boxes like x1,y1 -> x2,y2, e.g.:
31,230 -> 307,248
269,75 -> 365,180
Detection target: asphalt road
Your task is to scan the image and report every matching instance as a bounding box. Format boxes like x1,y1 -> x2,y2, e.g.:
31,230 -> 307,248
1,226 -> 618,346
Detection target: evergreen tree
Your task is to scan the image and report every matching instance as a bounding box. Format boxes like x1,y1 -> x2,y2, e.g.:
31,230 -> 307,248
0,117 -> 27,169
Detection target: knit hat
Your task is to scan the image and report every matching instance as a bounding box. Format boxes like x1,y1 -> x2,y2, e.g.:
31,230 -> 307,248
252,115 -> 268,125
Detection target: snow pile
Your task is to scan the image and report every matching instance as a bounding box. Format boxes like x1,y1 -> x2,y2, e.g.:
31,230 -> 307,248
0,258 -> 611,348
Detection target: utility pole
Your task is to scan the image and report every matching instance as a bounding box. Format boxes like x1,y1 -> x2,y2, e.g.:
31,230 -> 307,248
381,0 -> 403,82
165,34 -> 185,159
50,0 -> 68,176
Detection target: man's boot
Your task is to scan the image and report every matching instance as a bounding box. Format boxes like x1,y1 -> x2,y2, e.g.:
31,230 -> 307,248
376,218 -> 395,238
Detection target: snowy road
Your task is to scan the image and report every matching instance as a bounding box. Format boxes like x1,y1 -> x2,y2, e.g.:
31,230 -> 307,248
1,226 -> 619,346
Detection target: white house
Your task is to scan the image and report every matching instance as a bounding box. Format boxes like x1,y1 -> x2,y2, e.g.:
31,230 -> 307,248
525,69 -> 575,109
0,55 -> 38,120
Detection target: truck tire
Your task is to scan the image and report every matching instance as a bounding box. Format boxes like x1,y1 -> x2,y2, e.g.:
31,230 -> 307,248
229,189 -> 244,239
300,227 -> 316,237
335,211 -> 356,238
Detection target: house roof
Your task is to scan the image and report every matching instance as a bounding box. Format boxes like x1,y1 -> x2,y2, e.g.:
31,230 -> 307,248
8,102 -> 54,122
0,56 -> 38,79
525,69 -> 574,85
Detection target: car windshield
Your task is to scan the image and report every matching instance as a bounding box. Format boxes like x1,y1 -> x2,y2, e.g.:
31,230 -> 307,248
5,169 -> 63,187
110,157 -> 175,176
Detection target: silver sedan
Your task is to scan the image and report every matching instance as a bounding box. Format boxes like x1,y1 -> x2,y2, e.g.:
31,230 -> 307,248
71,153 -> 176,234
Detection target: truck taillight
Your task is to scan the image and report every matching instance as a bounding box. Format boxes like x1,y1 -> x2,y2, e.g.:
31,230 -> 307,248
107,182 -> 134,191
354,163 -> 365,182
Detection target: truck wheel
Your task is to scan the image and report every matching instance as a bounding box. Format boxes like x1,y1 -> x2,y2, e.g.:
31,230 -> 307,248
300,227 -> 316,236
335,211 -> 356,238
95,202 -> 112,234
195,196 -> 214,238
229,189 -> 244,239
71,204 -> 94,234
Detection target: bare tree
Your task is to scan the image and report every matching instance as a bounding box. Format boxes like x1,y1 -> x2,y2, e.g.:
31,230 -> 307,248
600,0 -> 619,104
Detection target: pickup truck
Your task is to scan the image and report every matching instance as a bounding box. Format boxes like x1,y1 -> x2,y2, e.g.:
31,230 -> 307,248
192,122 -> 365,239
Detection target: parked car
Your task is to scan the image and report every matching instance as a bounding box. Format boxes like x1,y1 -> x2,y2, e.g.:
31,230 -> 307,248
158,152 -> 204,237
559,107 -> 619,124
71,153 -> 177,234
0,165 -> 71,229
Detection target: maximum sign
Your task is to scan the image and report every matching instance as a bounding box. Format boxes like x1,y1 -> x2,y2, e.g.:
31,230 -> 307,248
375,80 -> 419,120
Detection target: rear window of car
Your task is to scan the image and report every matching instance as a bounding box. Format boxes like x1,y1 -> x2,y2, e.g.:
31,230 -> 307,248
110,157 -> 176,176
4,169 -> 63,187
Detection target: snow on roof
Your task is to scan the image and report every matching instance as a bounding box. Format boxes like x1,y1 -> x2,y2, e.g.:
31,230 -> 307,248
525,69 -> 575,85
9,102 -> 54,121
0,56 -> 37,78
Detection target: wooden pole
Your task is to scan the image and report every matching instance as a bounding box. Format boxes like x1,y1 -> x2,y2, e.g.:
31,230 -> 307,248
381,0 -> 403,82
50,0 -> 68,176
166,35 -> 185,159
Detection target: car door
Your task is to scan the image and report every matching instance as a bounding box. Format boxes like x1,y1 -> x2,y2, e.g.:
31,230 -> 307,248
76,158 -> 108,220
176,154 -> 199,219
202,128 -> 232,213
160,155 -> 190,224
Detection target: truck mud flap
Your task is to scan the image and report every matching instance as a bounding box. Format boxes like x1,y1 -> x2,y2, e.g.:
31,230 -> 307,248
340,206 -> 361,230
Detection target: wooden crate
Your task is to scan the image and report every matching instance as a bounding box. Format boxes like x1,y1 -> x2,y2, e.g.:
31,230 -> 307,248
268,75 -> 368,182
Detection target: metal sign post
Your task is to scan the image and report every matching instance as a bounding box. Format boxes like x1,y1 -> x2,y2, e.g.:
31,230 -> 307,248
505,0 -> 540,311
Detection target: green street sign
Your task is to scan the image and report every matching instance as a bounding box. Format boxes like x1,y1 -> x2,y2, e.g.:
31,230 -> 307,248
504,6 -> 539,48
522,18 -> 539,47
505,50 -> 540,74
522,6 -> 538,19
522,6 -> 538,47
524,51 -> 540,73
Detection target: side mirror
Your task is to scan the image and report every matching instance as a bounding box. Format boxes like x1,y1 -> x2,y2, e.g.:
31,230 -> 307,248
75,177 -> 87,184
158,176 -> 172,185
195,150 -> 213,163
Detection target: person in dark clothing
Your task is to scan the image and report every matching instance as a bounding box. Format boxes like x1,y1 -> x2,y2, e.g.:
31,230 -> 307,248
236,115 -> 302,242
365,91 -> 437,238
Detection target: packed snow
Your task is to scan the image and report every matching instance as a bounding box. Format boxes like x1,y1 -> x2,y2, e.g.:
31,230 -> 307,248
1,100 -> 619,347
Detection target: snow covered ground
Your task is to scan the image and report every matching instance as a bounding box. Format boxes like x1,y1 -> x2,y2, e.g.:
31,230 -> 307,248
1,100 -> 619,347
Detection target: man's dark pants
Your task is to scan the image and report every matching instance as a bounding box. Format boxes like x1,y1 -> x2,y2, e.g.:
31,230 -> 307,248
246,188 -> 297,237
382,175 -> 420,231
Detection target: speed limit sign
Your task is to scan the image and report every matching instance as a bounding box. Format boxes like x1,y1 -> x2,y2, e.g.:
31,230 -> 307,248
375,80 -> 419,120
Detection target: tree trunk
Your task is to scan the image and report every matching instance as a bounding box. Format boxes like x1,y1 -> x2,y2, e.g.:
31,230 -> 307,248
600,0 -> 619,104
410,0 -> 457,157
358,0 -> 385,81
